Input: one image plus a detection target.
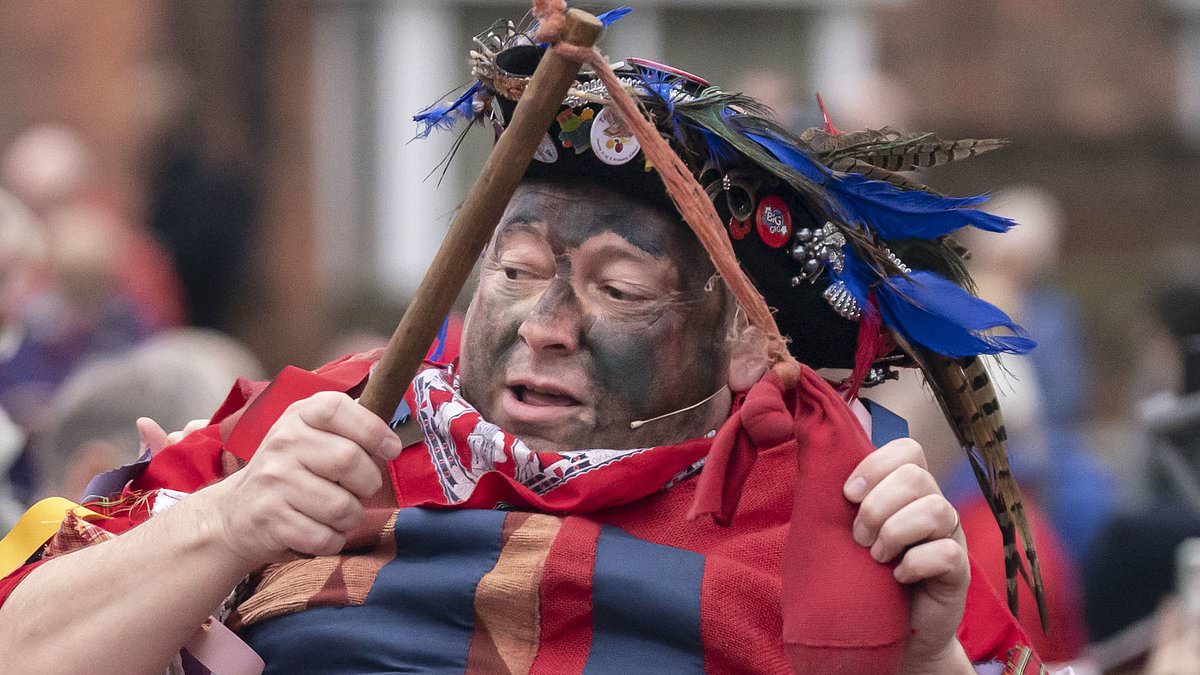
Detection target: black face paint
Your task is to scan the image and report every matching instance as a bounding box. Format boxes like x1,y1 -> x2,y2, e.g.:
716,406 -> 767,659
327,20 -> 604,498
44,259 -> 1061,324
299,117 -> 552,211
459,180 -> 731,453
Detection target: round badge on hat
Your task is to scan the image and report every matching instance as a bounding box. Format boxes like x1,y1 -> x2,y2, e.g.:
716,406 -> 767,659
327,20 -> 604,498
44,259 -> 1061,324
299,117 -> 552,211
755,195 -> 792,248
590,106 -> 641,166
533,132 -> 559,164
729,217 -> 751,240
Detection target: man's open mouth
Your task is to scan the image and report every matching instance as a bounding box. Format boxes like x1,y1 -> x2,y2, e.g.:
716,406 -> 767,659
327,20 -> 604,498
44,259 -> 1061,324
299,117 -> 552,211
510,384 -> 581,407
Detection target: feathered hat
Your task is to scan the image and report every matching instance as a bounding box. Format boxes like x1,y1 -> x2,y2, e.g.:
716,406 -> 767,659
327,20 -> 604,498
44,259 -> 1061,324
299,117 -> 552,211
416,7 -> 1046,623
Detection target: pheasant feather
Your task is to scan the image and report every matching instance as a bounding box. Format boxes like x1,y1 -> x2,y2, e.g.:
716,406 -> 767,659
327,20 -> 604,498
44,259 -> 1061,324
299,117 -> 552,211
890,331 -> 1049,628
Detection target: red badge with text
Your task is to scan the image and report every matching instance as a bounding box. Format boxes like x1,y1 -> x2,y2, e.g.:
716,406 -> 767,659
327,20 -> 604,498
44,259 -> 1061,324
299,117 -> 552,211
755,195 -> 792,248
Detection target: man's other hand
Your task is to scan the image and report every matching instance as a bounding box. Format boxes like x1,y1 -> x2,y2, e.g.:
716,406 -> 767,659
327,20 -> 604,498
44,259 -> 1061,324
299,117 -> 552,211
136,417 -> 211,456
197,391 -> 403,567
843,438 -> 974,674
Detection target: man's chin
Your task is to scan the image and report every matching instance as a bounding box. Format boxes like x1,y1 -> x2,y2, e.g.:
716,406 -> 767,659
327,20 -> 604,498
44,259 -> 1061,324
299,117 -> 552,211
487,413 -> 596,454
509,432 -> 575,454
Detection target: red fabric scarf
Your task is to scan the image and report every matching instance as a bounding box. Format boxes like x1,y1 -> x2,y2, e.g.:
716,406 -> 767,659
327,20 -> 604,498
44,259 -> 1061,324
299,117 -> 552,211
389,366 -> 713,514
690,367 -> 910,674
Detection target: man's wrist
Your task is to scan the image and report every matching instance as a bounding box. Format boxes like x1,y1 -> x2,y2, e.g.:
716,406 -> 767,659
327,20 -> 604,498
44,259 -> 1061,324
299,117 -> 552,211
181,480 -> 261,577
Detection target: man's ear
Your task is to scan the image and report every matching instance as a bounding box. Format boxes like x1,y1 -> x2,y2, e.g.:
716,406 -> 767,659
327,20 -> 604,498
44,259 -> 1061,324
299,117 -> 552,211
727,324 -> 770,392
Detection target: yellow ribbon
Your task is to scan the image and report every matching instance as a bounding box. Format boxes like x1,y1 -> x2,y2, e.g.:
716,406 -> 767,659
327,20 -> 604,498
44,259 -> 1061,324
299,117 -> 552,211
0,497 -> 105,579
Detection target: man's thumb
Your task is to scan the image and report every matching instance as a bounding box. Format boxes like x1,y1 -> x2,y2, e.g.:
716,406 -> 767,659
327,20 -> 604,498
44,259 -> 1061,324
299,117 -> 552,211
136,417 -> 170,456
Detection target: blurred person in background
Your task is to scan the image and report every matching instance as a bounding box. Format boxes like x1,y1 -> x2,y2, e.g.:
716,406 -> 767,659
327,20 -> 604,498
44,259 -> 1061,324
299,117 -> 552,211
1,123 -> 92,217
38,328 -> 264,501
0,192 -> 45,527
1122,244 -> 1200,506
0,125 -> 187,482
732,67 -> 915,144
733,68 -> 805,130
2,123 -> 185,333
1083,245 -> 1200,651
0,408 -> 25,532
0,188 -> 44,370
0,189 -> 147,439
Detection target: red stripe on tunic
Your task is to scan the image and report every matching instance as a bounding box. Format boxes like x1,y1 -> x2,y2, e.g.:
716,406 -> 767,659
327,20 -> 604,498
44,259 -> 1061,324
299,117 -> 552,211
529,516 -> 600,675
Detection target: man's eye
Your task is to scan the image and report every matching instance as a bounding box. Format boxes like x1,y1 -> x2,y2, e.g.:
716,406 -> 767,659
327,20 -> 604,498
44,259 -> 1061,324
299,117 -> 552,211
604,285 -> 629,300
600,283 -> 650,303
503,266 -> 540,281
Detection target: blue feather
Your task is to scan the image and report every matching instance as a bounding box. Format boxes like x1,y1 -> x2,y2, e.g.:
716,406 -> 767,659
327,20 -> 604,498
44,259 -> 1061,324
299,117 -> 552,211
742,130 -> 830,183
833,254 -> 1034,357
833,172 -> 1014,239
743,131 -> 1014,238
833,250 -> 874,307
429,314 -> 450,362
634,67 -> 678,118
413,82 -> 482,138
697,127 -> 738,164
878,271 -> 1036,357
597,7 -> 633,26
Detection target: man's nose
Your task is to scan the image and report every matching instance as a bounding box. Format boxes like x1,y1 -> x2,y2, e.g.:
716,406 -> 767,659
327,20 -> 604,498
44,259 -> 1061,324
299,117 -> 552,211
518,278 -> 584,354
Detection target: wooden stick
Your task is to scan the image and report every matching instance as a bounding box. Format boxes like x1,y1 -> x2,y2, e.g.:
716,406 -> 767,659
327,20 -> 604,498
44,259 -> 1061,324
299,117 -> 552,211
357,9 -> 603,421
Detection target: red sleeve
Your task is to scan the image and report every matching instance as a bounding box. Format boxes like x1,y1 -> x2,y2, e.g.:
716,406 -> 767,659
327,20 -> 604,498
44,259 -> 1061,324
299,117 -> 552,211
0,352 -> 382,614
0,559 -> 48,609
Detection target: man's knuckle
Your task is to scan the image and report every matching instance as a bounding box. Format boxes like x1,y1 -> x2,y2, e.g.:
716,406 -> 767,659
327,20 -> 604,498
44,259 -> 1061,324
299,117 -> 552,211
254,462 -> 288,488
858,503 -> 883,531
857,449 -> 885,475
329,442 -> 362,474
314,530 -> 345,555
935,538 -> 961,563
307,392 -> 345,425
247,506 -> 273,531
283,397 -> 311,421
950,538 -> 968,562
334,492 -> 361,522
346,476 -> 379,502
894,462 -> 926,484
898,437 -> 924,459
362,469 -> 383,494
263,426 -> 300,454
875,519 -> 898,548
936,498 -> 957,526
881,437 -> 920,461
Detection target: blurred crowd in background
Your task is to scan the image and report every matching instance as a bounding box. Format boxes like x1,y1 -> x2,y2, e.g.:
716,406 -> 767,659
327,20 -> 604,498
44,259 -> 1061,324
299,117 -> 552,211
2,1 -> 1200,672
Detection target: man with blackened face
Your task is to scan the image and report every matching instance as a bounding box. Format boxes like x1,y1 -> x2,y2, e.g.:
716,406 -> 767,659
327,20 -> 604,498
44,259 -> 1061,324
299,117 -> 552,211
0,25 -> 1035,672
459,180 -> 761,453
